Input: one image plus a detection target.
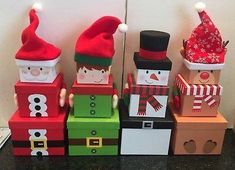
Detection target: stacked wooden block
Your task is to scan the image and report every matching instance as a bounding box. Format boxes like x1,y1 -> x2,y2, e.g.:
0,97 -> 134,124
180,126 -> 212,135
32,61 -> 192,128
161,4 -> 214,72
120,30 -> 174,155
8,10 -> 67,156
170,5 -> 228,155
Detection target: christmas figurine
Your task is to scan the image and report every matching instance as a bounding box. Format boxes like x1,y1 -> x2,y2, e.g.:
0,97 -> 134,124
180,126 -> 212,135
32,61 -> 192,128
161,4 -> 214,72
14,8 -> 66,117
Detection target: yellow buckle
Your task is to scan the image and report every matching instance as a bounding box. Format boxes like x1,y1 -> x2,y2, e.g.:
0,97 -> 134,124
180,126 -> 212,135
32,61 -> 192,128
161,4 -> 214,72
30,139 -> 48,150
86,137 -> 102,148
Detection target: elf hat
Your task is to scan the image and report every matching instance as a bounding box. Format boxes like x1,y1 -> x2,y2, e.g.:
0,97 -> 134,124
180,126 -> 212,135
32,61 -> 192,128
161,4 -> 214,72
74,16 -> 128,67
183,2 -> 228,70
15,9 -> 61,67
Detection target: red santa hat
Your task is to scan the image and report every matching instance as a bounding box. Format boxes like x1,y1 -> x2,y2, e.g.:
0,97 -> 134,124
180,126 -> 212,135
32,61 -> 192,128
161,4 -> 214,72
74,16 -> 128,66
183,2 -> 228,70
15,8 -> 61,67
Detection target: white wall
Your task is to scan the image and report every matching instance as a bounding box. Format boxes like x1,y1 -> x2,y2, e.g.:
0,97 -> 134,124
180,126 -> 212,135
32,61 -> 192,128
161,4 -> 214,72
0,0 -> 234,128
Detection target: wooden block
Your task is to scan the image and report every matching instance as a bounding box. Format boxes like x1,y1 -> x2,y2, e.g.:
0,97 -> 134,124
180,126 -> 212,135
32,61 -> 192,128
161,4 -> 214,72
128,74 -> 169,118
180,64 -> 221,85
8,106 -> 67,156
119,100 -> 173,155
67,108 -> 119,156
18,63 -> 60,83
15,74 -> 64,117
170,106 -> 227,155
175,74 -> 222,117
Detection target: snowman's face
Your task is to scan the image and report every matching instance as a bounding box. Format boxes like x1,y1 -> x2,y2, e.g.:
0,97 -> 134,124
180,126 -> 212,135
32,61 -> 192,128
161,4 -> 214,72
77,66 -> 110,84
135,69 -> 170,86
19,65 -> 59,83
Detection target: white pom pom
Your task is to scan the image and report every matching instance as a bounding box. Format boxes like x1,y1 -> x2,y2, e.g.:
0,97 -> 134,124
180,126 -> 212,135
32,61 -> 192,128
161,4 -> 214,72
118,23 -> 128,33
195,2 -> 206,13
32,2 -> 43,12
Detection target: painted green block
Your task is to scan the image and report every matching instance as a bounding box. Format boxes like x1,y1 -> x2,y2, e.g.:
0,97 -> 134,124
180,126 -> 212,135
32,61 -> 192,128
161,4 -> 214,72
74,94 -> 112,118
67,108 -> 120,156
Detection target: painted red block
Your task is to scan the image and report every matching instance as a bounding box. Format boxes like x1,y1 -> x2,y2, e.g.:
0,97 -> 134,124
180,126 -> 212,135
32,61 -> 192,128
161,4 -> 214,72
8,106 -> 67,156
15,74 -> 64,117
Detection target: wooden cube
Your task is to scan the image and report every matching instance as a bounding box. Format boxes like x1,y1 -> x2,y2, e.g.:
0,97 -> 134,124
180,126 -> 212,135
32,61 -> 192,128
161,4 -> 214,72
15,74 -> 64,117
175,74 -> 222,117
71,75 -> 114,118
8,106 -> 67,156
128,74 -> 169,118
180,64 -> 221,85
67,108 -> 119,156
170,106 -> 227,155
120,100 -> 173,155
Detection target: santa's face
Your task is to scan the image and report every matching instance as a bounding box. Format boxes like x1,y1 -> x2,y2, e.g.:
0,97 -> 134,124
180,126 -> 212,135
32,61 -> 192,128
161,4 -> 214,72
77,66 -> 110,84
135,69 -> 170,86
19,65 -> 59,83
191,70 -> 221,85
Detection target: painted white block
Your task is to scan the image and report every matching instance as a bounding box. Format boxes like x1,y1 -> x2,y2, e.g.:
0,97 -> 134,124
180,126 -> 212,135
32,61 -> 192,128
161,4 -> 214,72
121,128 -> 171,155
134,69 -> 170,86
129,94 -> 168,117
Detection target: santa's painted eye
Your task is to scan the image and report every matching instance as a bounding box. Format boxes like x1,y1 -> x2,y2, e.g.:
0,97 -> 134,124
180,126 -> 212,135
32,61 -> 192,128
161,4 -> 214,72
146,71 -> 149,74
28,67 -> 30,70
158,71 -> 161,74
84,70 -> 87,73
211,70 -> 213,73
198,70 -> 201,73
101,70 -> 105,73
40,68 -> 43,71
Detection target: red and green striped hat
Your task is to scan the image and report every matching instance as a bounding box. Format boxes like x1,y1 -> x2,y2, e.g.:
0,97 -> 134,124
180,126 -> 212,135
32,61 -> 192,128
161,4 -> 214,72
74,16 -> 127,66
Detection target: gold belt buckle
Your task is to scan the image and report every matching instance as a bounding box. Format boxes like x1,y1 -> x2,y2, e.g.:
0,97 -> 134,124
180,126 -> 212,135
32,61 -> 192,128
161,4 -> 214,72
86,137 -> 102,148
30,139 -> 48,150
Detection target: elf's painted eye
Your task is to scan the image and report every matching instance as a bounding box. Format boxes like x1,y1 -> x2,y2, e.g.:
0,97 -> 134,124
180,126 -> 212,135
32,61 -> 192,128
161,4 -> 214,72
101,70 -> 105,73
40,68 -> 43,71
84,70 -> 87,73
158,71 -> 161,74
211,70 -> 213,73
28,67 -> 30,70
198,70 -> 201,73
146,70 -> 149,74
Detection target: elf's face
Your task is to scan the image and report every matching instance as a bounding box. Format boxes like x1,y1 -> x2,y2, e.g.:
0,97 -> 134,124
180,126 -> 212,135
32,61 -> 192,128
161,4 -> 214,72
19,65 -> 59,83
191,70 -> 220,85
135,69 -> 170,86
77,66 -> 110,84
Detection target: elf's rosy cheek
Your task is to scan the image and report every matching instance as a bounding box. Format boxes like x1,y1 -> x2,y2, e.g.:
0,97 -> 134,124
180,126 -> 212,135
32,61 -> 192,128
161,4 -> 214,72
139,75 -> 145,81
103,74 -> 108,80
79,73 -> 86,80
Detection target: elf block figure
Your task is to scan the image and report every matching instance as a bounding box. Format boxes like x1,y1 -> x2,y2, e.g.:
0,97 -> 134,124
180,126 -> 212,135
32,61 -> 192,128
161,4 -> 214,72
14,9 -> 66,118
172,2 -> 228,117
124,31 -> 172,118
69,16 -> 127,118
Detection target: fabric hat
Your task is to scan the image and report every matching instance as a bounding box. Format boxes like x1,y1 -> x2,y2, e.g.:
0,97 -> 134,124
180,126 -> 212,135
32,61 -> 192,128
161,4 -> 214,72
74,16 -> 128,67
15,9 -> 61,67
183,2 -> 227,70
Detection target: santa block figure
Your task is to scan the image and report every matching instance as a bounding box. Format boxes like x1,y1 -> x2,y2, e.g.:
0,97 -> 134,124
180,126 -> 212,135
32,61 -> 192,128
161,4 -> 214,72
69,16 -> 127,118
124,30 -> 172,118
173,2 -> 228,117
14,9 -> 66,117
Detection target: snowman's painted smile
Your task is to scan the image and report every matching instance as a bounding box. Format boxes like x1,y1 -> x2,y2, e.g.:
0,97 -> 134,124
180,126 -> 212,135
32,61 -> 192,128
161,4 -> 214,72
94,79 -> 103,83
145,80 -> 154,84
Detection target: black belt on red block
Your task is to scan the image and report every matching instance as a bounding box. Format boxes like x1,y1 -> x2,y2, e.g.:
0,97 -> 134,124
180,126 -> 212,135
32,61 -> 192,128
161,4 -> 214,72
12,140 -> 64,148
69,138 -> 118,147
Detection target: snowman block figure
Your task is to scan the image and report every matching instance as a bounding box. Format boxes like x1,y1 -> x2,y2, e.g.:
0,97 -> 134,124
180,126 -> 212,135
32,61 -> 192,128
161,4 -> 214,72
172,2 -> 228,116
69,16 -> 127,117
14,9 -> 66,117
124,31 -> 172,118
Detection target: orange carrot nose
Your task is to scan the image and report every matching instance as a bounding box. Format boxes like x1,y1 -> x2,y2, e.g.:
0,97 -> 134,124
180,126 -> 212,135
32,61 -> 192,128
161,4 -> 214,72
150,73 -> 158,81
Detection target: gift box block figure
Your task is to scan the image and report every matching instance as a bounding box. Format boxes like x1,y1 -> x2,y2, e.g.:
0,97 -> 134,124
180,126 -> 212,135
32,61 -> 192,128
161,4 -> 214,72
13,9 -> 66,117
69,16 -> 128,117
8,106 -> 67,156
67,108 -> 120,155
170,105 -> 227,155
124,30 -> 172,118
119,100 -> 173,155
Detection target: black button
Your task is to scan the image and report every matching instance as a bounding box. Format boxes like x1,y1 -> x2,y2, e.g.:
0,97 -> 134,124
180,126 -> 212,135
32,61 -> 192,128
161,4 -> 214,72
35,105 -> 41,111
34,132 -> 41,137
90,110 -> 96,115
90,102 -> 96,107
37,151 -> 42,157
90,95 -> 96,100
91,149 -> 96,154
34,97 -> 40,103
36,112 -> 41,117
91,130 -> 97,135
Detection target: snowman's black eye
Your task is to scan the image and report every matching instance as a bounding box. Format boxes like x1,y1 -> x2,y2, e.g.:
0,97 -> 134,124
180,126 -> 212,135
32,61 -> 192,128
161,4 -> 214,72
28,67 -> 30,70
84,70 -> 87,73
198,70 -> 201,73
211,70 -> 213,73
146,70 -> 149,74
158,71 -> 161,74
40,68 -> 43,71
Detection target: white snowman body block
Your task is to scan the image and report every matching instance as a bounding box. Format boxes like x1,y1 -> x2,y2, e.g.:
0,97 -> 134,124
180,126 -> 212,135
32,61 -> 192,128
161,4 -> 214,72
134,69 -> 170,86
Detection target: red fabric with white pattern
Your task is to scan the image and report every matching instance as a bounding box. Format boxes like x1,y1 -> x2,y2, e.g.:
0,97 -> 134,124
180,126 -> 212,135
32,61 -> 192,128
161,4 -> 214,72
185,10 -> 226,64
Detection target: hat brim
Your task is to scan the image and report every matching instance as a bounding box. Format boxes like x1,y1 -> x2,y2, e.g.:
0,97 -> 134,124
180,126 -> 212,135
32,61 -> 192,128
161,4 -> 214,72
15,57 -> 60,67
183,59 -> 224,70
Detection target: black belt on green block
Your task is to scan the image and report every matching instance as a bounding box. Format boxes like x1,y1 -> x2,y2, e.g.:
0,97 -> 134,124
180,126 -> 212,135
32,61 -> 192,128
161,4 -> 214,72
12,140 -> 64,148
69,138 -> 118,147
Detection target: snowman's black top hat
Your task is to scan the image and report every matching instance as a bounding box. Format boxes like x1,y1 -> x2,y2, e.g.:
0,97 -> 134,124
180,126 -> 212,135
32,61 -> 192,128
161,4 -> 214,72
134,30 -> 172,70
